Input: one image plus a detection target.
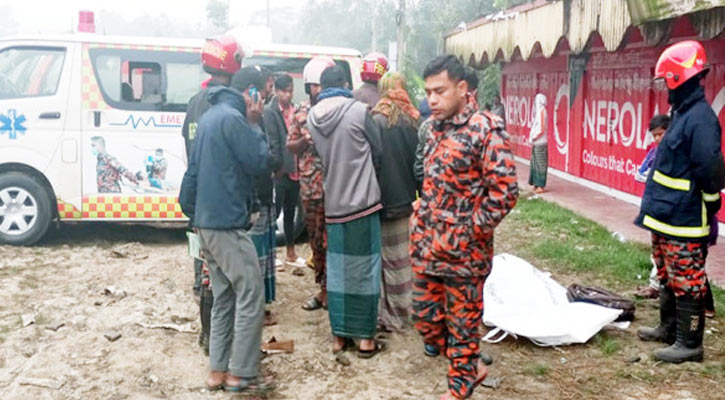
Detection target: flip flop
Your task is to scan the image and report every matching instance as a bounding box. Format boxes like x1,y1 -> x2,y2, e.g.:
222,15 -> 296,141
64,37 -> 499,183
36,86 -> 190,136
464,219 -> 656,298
224,376 -> 275,395
301,296 -> 323,311
358,340 -> 387,359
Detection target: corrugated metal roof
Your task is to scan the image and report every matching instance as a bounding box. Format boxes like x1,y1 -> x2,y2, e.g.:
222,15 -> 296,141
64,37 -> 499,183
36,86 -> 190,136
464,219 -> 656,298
627,0 -> 725,24
446,0 -> 632,65
446,0 -> 565,65
446,0 -> 725,67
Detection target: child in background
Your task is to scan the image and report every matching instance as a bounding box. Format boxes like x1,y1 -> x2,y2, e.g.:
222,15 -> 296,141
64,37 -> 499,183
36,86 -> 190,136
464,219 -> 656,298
635,114 -> 669,183
635,115 -> 670,299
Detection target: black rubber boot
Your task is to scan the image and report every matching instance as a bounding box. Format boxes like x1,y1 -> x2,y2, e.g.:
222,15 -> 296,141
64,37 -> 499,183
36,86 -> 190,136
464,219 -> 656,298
653,295 -> 705,363
200,285 -> 214,356
637,285 -> 676,344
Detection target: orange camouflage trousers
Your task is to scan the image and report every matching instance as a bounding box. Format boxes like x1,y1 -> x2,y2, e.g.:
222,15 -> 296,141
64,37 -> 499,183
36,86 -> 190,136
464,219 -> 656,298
652,233 -> 708,298
412,269 -> 484,399
303,199 -> 327,289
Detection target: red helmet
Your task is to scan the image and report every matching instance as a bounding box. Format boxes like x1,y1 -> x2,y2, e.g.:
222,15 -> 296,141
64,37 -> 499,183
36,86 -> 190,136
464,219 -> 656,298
201,35 -> 244,76
654,40 -> 708,90
303,56 -> 336,85
361,52 -> 389,84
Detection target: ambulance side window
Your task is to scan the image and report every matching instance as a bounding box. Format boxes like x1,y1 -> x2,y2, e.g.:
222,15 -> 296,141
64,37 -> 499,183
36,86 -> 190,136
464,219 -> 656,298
0,47 -> 66,99
90,48 -> 204,112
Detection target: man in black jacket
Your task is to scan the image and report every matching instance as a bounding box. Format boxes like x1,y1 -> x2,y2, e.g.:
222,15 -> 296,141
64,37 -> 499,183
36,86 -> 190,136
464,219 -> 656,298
181,35 -> 243,354
635,40 -> 725,363
265,74 -> 304,267
250,67 -> 284,325
179,68 -> 273,394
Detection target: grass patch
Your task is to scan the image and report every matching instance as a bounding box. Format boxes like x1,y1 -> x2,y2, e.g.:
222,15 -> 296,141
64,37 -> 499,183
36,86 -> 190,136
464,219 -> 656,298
523,363 -> 550,377
508,196 -> 725,314
594,333 -> 620,357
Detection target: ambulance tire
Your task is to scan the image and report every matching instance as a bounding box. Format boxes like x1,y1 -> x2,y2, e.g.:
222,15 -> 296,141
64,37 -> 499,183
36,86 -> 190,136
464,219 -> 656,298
0,172 -> 53,246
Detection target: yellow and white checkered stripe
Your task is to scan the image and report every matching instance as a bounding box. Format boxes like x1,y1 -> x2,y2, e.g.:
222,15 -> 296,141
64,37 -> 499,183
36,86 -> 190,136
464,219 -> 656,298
57,200 -> 83,220
81,195 -> 186,219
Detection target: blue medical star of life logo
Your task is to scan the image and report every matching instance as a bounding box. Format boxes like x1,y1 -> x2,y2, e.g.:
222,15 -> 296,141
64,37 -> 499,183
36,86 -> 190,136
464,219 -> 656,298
0,109 -> 27,140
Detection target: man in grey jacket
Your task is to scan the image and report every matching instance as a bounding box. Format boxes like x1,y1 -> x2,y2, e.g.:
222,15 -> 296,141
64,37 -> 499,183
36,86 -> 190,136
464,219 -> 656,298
308,65 -> 387,358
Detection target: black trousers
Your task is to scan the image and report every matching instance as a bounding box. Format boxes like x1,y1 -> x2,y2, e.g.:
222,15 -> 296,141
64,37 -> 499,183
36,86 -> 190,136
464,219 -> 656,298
275,175 -> 300,247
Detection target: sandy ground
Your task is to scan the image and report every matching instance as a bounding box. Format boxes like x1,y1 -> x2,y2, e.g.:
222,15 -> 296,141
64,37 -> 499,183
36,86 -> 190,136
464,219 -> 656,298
0,220 -> 723,400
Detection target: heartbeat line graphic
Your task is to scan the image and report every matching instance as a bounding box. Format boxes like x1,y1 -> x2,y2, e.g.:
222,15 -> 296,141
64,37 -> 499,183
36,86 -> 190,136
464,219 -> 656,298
110,115 -> 182,129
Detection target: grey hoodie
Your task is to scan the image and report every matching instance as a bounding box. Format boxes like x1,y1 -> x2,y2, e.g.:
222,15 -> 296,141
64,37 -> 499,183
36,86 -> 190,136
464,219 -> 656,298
308,95 -> 383,222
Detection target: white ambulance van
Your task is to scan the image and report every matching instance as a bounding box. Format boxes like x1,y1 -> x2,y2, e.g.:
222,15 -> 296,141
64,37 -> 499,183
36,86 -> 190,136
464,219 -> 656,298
0,34 -> 362,245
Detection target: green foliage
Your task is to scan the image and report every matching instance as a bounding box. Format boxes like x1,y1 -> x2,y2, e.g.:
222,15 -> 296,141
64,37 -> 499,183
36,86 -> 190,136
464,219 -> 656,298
510,197 -> 652,287
293,0 -> 506,104
594,333 -> 621,357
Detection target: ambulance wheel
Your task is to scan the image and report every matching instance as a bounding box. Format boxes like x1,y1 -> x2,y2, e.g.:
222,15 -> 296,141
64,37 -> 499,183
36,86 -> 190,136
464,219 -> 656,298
0,172 -> 53,246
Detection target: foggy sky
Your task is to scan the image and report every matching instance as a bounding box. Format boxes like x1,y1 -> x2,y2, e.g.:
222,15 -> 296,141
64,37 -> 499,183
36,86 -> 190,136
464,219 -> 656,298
1,0 -> 300,35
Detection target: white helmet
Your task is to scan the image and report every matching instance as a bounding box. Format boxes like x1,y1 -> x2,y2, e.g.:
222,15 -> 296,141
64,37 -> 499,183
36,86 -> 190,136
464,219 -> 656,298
303,56 -> 336,85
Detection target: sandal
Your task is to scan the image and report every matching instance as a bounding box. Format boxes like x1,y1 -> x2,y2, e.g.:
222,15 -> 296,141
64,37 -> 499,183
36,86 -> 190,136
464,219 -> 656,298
302,296 -> 323,311
224,376 -> 275,395
358,340 -> 387,359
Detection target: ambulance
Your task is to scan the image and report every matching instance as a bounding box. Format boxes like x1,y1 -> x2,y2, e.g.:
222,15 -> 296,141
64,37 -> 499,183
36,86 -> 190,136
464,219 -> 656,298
0,33 -> 363,245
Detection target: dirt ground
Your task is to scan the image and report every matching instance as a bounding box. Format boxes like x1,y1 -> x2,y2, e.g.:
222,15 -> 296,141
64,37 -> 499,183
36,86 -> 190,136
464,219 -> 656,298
1,219 -> 723,400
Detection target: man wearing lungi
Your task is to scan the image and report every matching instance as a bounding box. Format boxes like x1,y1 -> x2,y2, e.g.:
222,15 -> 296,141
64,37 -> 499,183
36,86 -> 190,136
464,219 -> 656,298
308,65 -> 386,358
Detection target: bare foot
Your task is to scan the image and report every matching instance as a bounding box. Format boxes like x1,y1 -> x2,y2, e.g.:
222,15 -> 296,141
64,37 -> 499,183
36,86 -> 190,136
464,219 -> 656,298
359,338 -> 376,352
206,370 -> 227,391
332,335 -> 347,353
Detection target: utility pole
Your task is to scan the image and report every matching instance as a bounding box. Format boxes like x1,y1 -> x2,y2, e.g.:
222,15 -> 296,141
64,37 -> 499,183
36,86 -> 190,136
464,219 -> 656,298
396,0 -> 406,72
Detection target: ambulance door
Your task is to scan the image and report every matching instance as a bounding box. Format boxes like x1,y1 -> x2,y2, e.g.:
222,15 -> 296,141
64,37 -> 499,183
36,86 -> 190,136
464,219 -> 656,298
80,45 -> 204,221
0,43 -> 75,244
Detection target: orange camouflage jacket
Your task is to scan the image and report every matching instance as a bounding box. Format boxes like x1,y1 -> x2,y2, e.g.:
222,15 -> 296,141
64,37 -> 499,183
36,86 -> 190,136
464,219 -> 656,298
410,99 -> 519,278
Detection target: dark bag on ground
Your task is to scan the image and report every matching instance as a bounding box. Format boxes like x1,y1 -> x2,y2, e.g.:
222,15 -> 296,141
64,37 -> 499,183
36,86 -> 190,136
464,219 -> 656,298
566,284 -> 635,322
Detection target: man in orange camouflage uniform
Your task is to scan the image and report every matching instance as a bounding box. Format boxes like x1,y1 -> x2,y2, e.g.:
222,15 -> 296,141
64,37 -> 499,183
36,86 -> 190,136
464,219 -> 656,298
287,56 -> 336,311
411,55 -> 518,400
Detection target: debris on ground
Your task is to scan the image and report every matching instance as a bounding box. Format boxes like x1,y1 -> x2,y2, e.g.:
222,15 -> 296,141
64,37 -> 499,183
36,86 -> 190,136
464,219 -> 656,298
262,336 -> 294,354
103,286 -> 128,300
136,322 -> 195,333
21,313 -> 35,327
45,322 -> 65,332
481,376 -> 502,389
104,330 -> 122,342
18,377 -> 65,390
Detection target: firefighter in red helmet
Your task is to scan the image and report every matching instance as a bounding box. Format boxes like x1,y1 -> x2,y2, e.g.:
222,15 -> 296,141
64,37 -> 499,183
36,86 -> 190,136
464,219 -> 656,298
635,40 -> 725,363
181,34 -> 244,356
353,52 -> 389,109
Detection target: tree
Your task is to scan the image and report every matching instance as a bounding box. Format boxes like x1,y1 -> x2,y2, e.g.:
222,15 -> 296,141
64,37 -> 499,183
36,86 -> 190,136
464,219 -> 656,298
207,0 -> 230,32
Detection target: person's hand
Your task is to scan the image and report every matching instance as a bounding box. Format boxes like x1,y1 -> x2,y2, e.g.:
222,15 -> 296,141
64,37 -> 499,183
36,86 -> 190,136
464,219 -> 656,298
243,89 -> 264,125
303,134 -> 314,147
